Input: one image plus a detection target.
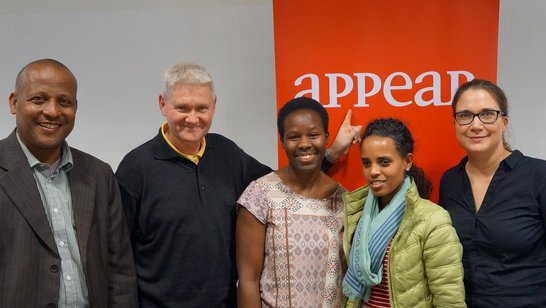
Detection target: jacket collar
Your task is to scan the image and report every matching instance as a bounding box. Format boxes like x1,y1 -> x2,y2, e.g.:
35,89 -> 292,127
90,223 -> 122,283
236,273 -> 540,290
0,130 -> 59,255
343,178 -> 421,217
0,130 -> 97,261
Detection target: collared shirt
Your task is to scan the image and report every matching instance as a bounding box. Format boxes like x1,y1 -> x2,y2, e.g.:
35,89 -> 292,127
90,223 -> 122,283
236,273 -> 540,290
17,134 -> 89,308
161,122 -> 206,164
439,150 -> 546,307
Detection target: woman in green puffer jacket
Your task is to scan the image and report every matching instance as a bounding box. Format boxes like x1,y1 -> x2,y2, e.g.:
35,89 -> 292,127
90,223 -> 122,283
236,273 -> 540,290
342,118 -> 466,308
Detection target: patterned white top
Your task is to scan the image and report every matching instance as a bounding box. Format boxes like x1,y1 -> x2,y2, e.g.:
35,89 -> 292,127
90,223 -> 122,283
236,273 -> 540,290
238,172 -> 346,308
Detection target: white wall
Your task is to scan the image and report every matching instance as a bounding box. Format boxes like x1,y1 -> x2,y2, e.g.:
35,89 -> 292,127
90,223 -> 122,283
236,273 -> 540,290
498,0 -> 546,159
0,0 -> 278,169
0,0 -> 544,172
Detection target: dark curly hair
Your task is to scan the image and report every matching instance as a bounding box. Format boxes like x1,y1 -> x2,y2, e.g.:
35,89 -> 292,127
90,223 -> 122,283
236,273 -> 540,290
277,96 -> 329,142
361,118 -> 432,199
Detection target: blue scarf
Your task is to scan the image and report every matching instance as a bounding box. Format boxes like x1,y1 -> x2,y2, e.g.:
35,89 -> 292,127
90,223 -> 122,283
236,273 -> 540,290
342,176 -> 410,301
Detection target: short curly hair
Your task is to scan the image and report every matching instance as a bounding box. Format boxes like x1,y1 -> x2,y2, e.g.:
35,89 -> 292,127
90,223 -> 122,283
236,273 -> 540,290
277,96 -> 329,142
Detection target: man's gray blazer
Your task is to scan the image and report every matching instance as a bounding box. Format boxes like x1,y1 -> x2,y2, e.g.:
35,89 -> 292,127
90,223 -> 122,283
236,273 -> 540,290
0,130 -> 137,307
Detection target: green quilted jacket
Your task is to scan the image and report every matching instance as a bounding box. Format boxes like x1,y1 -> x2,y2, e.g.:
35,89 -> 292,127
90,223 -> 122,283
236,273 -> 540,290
342,180 -> 466,308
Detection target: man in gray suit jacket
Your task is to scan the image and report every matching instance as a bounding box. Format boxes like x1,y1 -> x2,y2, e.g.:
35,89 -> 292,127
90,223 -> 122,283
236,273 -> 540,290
0,59 -> 137,307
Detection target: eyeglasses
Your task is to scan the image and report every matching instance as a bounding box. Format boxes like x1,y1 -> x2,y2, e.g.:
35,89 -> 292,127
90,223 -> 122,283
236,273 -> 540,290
453,110 -> 505,125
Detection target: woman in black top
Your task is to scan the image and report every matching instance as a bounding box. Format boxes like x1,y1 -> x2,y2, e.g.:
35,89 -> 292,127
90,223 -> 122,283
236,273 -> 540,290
439,79 -> 546,307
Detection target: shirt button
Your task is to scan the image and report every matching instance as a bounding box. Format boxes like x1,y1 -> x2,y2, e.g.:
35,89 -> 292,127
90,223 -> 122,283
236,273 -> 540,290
201,186 -> 205,190
50,264 -> 59,273
66,275 -> 72,281
59,241 -> 65,247
53,208 -> 59,213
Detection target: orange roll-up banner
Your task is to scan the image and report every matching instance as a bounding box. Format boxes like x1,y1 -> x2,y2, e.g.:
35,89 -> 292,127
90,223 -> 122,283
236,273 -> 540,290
273,0 -> 499,201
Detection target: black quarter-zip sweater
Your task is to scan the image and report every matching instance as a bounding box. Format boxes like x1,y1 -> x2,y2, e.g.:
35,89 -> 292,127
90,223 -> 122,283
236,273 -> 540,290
116,131 -> 271,307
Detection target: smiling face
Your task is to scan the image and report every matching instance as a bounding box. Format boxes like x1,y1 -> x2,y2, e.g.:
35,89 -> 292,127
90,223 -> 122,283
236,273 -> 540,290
9,62 -> 77,164
159,83 -> 215,154
453,88 -> 508,156
361,135 -> 412,208
281,109 -> 328,174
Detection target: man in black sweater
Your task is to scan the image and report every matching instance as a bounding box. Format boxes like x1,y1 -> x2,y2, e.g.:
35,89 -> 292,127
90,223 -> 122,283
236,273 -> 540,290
115,62 -> 360,307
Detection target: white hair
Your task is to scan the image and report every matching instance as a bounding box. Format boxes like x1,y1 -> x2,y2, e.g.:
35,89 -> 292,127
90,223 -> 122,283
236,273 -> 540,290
163,63 -> 215,99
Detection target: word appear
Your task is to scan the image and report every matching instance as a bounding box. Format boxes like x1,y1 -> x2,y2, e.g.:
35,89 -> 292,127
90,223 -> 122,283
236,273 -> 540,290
294,70 -> 474,108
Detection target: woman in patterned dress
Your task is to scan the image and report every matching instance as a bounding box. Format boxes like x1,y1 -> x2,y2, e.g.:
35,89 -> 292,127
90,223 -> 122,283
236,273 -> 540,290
236,97 -> 346,307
